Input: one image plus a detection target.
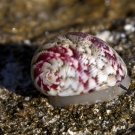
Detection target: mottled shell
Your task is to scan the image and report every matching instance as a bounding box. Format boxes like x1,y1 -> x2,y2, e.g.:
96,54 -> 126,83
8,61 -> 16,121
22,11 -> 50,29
31,32 -> 127,96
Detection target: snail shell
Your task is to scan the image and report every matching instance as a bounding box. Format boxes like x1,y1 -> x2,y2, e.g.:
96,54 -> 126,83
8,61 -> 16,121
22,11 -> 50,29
31,32 -> 130,107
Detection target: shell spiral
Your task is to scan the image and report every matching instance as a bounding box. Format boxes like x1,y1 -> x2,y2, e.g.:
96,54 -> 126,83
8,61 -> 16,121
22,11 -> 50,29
31,32 -> 127,97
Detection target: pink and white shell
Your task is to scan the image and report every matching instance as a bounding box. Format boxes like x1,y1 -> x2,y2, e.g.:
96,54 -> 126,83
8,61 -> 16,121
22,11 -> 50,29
31,32 -> 130,106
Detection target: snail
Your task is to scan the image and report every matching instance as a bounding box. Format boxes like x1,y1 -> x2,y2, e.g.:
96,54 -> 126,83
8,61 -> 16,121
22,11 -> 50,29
31,32 -> 130,107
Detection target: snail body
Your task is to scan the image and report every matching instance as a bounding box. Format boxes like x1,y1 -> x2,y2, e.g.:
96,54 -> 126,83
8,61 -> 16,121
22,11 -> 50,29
31,32 -> 130,107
